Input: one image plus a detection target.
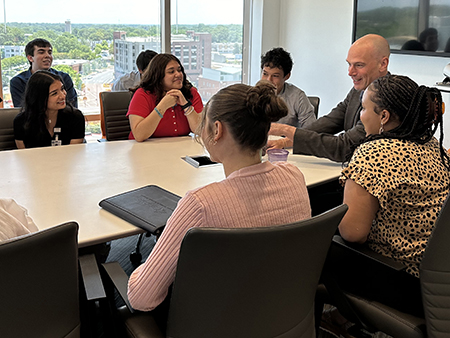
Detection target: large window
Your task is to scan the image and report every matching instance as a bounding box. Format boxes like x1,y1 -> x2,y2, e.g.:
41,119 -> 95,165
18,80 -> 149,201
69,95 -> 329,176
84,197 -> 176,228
171,0 -> 244,102
0,0 -> 245,114
0,0 -> 161,112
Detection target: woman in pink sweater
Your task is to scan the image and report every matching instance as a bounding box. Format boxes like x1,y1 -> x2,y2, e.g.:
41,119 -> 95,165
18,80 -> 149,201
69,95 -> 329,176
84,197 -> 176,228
127,81 -> 312,329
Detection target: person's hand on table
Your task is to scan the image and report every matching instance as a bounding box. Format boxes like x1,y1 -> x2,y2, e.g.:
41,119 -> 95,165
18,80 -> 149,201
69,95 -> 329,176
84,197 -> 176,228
269,123 -> 296,138
269,122 -> 286,137
267,123 -> 296,150
266,138 -> 293,150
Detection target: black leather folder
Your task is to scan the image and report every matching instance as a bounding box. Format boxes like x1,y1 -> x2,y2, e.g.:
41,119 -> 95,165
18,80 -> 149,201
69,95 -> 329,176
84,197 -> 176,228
99,185 -> 181,235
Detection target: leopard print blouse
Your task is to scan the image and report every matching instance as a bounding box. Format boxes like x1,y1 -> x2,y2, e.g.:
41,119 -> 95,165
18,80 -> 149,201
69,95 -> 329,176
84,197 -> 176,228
340,137 -> 450,277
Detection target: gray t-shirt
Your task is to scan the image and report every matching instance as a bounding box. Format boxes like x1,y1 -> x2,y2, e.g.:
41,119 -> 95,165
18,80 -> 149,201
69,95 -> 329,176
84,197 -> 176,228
112,71 -> 140,91
277,82 -> 316,128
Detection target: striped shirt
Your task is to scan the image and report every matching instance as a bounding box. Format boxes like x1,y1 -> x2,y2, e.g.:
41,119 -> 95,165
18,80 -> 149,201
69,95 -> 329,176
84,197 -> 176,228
128,161 -> 311,311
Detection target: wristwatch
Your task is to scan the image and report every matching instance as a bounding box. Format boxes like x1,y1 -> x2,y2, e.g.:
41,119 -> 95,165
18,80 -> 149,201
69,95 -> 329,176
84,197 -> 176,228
180,100 -> 192,110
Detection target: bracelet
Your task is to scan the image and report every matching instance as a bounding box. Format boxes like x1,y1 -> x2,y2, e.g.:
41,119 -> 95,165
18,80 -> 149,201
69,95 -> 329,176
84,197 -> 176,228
154,107 -> 163,118
184,106 -> 194,116
180,99 -> 192,110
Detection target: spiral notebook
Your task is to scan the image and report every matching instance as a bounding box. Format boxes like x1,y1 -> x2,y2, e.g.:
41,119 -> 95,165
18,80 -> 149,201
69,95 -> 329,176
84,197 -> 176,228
99,185 -> 181,235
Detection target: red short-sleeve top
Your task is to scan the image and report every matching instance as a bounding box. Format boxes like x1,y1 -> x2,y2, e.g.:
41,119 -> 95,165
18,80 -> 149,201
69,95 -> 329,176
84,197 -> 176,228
127,87 -> 203,139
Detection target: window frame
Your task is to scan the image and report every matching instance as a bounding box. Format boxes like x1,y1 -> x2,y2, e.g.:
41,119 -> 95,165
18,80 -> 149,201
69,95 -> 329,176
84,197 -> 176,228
0,0 -> 252,108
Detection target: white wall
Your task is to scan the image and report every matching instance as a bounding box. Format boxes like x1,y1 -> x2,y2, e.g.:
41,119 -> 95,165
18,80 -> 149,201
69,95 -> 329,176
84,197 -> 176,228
248,0 -> 281,85
276,0 -> 450,148
279,0 -> 354,116
390,54 -> 450,147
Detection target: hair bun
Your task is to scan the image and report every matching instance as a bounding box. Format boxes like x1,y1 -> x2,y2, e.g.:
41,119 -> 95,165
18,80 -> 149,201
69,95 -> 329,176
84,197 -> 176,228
246,80 -> 288,122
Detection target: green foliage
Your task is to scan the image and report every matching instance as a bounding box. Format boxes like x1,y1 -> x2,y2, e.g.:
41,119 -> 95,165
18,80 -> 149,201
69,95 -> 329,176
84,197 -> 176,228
1,55 -> 28,87
29,30 -> 59,42
53,52 -> 70,60
430,5 -> 450,16
0,22 -> 243,49
94,40 -> 110,55
0,22 -> 242,88
55,33 -> 80,53
171,23 -> 242,43
356,7 -> 419,38
0,26 -> 29,45
233,42 -> 241,54
53,64 -> 82,90
1,55 -> 27,69
85,121 -> 101,134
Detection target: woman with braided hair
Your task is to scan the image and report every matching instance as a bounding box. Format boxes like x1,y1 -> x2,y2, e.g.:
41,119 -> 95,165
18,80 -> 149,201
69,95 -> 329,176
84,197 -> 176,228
127,81 -> 311,332
327,74 -> 450,319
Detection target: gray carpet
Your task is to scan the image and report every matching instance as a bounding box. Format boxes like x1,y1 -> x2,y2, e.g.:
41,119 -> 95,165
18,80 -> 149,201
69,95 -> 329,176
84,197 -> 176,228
86,234 -> 157,337
105,233 -> 157,275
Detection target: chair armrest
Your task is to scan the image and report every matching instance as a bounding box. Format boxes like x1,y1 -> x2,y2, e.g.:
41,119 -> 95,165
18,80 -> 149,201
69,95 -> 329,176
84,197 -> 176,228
118,307 -> 165,338
102,262 -> 166,338
102,261 -> 134,313
332,235 -> 406,271
79,253 -> 106,301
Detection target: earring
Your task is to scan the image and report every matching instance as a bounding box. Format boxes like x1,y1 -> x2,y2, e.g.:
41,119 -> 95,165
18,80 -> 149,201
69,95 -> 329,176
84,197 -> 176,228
212,140 -> 217,146
379,123 -> 384,134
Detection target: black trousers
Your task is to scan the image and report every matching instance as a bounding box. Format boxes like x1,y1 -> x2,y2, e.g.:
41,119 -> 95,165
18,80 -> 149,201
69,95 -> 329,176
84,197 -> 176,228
308,179 -> 344,217
322,242 -> 423,319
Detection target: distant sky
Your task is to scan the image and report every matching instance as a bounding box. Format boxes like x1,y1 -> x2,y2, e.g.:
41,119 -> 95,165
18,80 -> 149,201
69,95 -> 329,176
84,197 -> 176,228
1,0 -> 244,25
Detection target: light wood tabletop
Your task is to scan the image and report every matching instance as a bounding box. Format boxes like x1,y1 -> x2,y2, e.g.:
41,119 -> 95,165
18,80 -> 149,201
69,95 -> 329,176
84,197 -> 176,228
0,136 -> 342,247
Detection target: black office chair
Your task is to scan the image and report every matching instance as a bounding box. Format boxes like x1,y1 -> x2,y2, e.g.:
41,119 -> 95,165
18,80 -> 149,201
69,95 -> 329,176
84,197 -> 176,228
308,96 -> 320,118
99,90 -> 151,263
0,107 -> 21,150
102,204 -> 348,338
99,91 -> 133,141
0,222 -> 80,338
326,193 -> 450,338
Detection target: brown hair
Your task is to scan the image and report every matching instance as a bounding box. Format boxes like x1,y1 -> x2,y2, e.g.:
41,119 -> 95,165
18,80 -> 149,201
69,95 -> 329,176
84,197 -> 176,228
198,81 -> 288,153
132,53 -> 193,103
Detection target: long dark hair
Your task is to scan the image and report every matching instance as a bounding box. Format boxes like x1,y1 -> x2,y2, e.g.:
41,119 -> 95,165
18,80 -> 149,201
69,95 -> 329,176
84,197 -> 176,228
198,81 -> 288,153
131,53 -> 193,103
348,74 -> 449,169
21,70 -> 68,137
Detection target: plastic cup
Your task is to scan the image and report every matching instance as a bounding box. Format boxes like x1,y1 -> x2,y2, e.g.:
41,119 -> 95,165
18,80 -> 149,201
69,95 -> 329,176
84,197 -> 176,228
267,148 -> 289,162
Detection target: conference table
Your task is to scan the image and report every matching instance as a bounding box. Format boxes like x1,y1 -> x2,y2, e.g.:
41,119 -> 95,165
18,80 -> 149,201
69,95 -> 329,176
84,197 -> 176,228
0,136 -> 342,247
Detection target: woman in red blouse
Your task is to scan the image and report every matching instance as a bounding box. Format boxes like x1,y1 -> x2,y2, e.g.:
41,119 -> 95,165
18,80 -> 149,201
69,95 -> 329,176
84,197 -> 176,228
127,53 -> 203,141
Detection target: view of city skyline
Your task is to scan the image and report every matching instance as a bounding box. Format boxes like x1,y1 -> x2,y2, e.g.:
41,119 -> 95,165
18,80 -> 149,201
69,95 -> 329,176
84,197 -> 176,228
0,0 -> 245,119
1,28 -> 244,113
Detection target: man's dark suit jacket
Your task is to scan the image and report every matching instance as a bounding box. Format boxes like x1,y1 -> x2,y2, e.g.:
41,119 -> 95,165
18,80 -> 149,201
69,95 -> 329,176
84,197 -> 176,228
293,88 -> 365,162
